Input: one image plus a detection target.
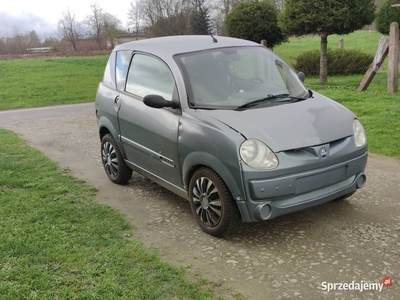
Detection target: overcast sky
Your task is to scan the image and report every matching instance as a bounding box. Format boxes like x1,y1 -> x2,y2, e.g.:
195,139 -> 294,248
0,0 -> 132,38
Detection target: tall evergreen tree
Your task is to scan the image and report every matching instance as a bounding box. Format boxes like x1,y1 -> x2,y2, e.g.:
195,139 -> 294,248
190,0 -> 212,34
280,0 -> 375,82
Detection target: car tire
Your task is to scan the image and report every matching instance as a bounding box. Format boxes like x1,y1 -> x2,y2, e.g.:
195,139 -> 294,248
101,134 -> 132,184
189,168 -> 240,237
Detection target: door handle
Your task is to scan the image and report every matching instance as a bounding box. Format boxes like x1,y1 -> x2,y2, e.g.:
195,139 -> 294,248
114,95 -> 121,112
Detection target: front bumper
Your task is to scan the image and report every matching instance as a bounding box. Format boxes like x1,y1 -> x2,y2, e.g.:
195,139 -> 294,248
237,152 -> 368,222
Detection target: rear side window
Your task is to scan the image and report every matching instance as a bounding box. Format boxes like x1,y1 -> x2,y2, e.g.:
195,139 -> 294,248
102,52 -> 116,89
116,51 -> 132,91
125,54 -> 175,100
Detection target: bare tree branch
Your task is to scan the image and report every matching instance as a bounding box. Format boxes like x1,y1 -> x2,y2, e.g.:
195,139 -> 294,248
128,1 -> 142,39
86,3 -> 104,49
58,8 -> 81,51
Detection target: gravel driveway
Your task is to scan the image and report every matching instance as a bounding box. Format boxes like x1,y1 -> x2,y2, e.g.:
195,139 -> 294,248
1,103 -> 399,299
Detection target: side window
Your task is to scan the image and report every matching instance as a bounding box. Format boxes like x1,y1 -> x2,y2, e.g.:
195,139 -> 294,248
116,51 -> 132,91
102,52 -> 116,89
126,54 -> 175,100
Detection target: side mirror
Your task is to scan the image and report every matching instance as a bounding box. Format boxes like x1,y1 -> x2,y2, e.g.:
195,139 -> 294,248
143,94 -> 179,109
297,71 -> 305,83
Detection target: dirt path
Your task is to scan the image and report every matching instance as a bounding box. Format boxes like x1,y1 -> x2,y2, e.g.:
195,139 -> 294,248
1,103 -> 399,299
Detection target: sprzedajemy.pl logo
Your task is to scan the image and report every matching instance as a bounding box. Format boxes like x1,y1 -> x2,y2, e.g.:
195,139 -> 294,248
321,277 -> 392,293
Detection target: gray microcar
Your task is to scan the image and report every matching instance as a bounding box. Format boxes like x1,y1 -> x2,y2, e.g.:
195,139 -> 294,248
95,36 -> 367,237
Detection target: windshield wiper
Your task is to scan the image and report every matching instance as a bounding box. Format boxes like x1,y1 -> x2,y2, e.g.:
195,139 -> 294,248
235,94 -> 290,110
277,96 -> 307,103
277,89 -> 313,103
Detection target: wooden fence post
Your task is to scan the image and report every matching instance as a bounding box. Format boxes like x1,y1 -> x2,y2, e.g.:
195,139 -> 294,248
357,37 -> 389,92
261,40 -> 267,47
388,22 -> 399,93
338,39 -> 344,49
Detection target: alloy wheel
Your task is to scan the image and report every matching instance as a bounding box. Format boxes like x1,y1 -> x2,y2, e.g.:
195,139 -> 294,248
192,176 -> 222,227
102,141 -> 119,178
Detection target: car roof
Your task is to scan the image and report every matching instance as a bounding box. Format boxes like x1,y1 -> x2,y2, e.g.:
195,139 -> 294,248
113,35 -> 262,56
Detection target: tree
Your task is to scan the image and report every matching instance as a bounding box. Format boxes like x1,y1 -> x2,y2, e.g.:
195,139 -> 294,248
58,8 -> 81,51
376,0 -> 400,35
136,0 -> 192,37
225,1 -> 287,48
210,0 -> 241,35
0,38 -> 6,54
270,0 -> 285,10
280,0 -> 375,83
28,30 -> 41,48
220,0 -> 241,19
85,3 -> 104,49
128,1 -> 142,39
3,34 -> 25,54
149,12 -> 191,37
43,37 -> 60,51
190,0 -> 212,34
103,13 -> 121,49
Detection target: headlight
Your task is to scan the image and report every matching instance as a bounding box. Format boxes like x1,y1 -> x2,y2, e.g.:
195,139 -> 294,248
353,119 -> 367,148
240,139 -> 278,170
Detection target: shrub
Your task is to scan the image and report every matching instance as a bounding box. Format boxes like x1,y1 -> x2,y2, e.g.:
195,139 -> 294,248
376,0 -> 400,35
293,49 -> 374,76
225,1 -> 286,48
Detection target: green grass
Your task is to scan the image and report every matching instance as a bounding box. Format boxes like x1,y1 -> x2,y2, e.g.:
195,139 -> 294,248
306,72 -> 400,158
0,128 -> 214,299
274,30 -> 400,158
0,31 -> 399,159
274,30 -> 384,67
0,56 -> 108,110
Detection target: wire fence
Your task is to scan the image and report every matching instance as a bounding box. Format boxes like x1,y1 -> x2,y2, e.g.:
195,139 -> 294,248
272,32 -> 387,77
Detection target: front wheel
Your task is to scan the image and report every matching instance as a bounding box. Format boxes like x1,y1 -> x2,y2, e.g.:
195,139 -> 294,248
101,134 -> 132,184
189,168 -> 240,237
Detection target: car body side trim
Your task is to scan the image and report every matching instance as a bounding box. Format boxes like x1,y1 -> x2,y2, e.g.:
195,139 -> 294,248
124,159 -> 188,200
120,135 -> 175,168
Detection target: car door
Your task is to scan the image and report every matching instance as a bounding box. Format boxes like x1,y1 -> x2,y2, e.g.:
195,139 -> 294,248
118,53 -> 182,188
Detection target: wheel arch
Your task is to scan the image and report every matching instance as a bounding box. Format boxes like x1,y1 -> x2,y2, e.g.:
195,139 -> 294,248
98,116 -> 128,159
182,152 -> 247,221
188,166 -> 241,237
100,133 -> 133,184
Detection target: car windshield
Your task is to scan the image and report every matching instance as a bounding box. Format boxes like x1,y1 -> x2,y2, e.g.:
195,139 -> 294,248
175,46 -> 309,110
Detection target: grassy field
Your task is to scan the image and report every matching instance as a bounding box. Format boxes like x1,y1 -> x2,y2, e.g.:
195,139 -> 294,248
0,128 -> 214,299
307,73 -> 400,158
0,30 -> 385,110
273,30 -> 400,158
1,32 -> 398,158
275,31 -> 398,157
0,56 -> 108,110
274,30 -> 384,67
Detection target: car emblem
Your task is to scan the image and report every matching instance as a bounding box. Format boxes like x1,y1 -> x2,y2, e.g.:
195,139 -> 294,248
319,148 -> 328,158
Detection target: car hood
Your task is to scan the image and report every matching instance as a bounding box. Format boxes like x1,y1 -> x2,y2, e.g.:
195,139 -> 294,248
200,92 -> 355,152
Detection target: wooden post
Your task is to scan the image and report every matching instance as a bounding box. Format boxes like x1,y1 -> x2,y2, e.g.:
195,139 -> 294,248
260,40 -> 267,47
260,39 -> 273,51
388,22 -> 399,93
357,40 -> 389,91
338,39 -> 344,49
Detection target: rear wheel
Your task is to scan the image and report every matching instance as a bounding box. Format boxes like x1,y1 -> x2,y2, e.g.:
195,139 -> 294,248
189,168 -> 240,237
101,134 -> 132,184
